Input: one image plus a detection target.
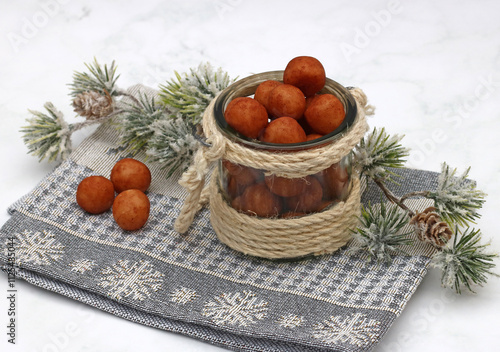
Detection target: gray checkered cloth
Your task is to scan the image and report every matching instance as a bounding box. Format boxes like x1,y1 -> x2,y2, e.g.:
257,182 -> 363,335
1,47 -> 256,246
1,86 -> 439,352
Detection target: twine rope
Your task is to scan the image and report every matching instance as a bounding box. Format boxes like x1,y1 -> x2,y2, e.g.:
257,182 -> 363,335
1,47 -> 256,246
174,87 -> 373,235
209,167 -> 362,258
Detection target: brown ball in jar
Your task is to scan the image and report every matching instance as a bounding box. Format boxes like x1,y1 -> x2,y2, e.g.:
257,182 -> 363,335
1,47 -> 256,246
306,133 -> 323,141
240,183 -> 282,217
260,116 -> 307,144
304,94 -> 345,135
280,211 -> 306,219
76,176 -> 115,214
318,162 -> 350,200
112,189 -> 150,231
264,175 -> 307,197
267,84 -> 306,120
227,175 -> 247,199
283,56 -> 326,97
223,160 -> 263,186
254,80 -> 282,114
224,97 -> 269,139
110,158 -> 151,193
285,176 -> 323,213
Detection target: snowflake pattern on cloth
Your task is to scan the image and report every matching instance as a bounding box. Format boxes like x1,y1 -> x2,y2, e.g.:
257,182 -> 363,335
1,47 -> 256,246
277,314 -> 304,328
203,290 -> 268,327
69,259 -> 97,274
5,230 -> 64,266
99,260 -> 164,301
170,287 -> 197,304
313,313 -> 381,347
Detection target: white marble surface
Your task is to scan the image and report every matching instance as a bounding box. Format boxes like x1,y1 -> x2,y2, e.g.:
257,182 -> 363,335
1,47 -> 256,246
1,0 -> 499,351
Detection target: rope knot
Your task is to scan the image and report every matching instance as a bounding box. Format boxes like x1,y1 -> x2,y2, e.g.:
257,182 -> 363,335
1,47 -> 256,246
349,87 -> 375,116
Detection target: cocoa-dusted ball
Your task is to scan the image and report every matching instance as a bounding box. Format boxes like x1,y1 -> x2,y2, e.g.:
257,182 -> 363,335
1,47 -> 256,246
240,183 -> 282,217
267,84 -> 306,120
285,176 -> 323,213
280,211 -> 306,219
110,158 -> 151,193
283,56 -> 326,97
76,176 -> 115,214
306,133 -> 323,141
261,116 -> 307,144
254,80 -> 282,114
112,189 -> 150,231
224,97 -> 268,139
316,162 -> 350,200
304,94 -> 345,135
264,175 -> 307,197
222,160 -> 263,186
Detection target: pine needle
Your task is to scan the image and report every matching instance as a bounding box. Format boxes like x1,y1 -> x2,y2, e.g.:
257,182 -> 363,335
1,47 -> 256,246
349,201 -> 414,263
116,93 -> 166,153
21,102 -> 72,162
431,227 -> 498,294
159,62 -> 234,125
69,58 -> 120,97
428,163 -> 487,227
146,116 -> 200,178
354,127 -> 410,183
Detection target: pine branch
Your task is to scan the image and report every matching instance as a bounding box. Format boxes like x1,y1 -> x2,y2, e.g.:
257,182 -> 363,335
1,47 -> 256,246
146,116 -> 200,178
21,103 -> 72,162
116,94 -> 168,153
431,227 -> 498,294
159,63 -> 234,125
69,58 -> 120,97
427,163 -> 487,227
349,201 -> 414,263
354,127 -> 410,183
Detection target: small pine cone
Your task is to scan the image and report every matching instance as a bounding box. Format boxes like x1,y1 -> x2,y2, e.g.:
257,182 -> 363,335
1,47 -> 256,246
410,206 -> 453,247
73,91 -> 114,120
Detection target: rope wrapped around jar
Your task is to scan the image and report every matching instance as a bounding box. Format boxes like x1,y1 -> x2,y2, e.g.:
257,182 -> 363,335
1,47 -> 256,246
174,85 -> 373,259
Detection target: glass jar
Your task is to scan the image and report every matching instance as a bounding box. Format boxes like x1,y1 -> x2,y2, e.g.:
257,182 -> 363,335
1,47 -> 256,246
213,71 -> 357,219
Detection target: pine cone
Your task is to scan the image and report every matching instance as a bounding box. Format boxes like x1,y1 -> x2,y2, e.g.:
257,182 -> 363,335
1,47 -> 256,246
410,206 -> 453,247
73,91 -> 114,120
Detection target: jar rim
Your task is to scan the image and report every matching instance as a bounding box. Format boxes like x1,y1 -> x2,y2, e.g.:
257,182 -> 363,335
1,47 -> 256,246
213,70 -> 358,151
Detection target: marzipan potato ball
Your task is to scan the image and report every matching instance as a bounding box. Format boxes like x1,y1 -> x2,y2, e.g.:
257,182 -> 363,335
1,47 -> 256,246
321,162 -> 350,200
285,176 -> 323,213
224,97 -> 268,139
283,56 -> 326,97
223,160 -> 263,186
76,176 -> 115,214
241,183 -> 282,217
264,175 -> 307,197
304,93 -> 345,135
254,80 -> 282,114
112,189 -> 150,231
281,211 -> 306,219
261,116 -> 307,144
267,84 -> 306,120
306,133 -> 323,141
110,158 -> 151,193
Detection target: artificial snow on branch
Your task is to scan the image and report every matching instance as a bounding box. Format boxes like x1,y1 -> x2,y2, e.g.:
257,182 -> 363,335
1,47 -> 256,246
116,94 -> 167,154
158,63 -> 235,125
352,127 -> 496,294
22,103 -> 72,162
431,227 -> 498,294
427,163 -> 487,227
354,127 -> 409,182
146,116 -> 200,178
68,58 -> 120,97
349,201 -> 413,263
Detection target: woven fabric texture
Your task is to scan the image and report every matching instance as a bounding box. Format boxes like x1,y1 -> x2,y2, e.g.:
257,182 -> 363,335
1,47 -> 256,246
0,86 -> 439,352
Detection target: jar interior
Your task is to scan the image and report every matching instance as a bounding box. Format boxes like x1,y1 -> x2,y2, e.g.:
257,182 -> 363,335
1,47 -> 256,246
219,153 -> 352,219
213,70 -> 358,151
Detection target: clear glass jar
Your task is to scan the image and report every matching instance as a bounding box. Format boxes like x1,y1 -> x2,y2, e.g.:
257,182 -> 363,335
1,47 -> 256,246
213,71 -> 357,218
